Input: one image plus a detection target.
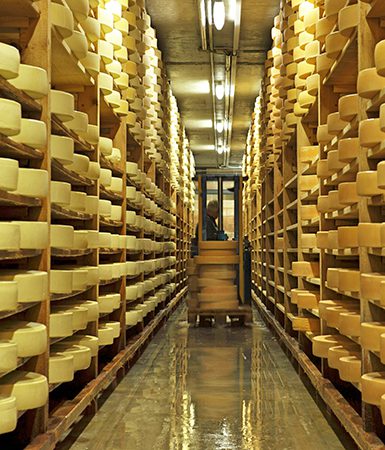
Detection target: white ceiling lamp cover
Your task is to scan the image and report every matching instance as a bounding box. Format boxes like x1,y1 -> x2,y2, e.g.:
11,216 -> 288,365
215,82 -> 225,100
217,145 -> 224,155
213,0 -> 226,31
216,121 -> 224,133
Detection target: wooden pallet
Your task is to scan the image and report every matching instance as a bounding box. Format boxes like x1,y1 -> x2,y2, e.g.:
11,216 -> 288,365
188,305 -> 252,326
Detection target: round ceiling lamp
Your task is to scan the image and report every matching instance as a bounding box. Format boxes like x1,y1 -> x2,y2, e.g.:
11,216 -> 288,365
213,0 -> 226,31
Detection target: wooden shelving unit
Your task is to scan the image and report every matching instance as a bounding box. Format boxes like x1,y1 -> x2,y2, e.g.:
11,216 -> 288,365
0,0 -> 194,447
244,0 -> 385,447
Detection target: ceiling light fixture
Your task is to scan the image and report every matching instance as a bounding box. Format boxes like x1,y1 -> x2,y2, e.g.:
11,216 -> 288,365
213,0 -> 226,31
217,145 -> 224,155
200,0 -> 206,28
216,121 -> 224,133
228,0 -> 237,20
215,83 -> 225,100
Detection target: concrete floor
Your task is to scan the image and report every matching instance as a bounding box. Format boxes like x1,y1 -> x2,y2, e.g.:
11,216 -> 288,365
65,305 -> 346,450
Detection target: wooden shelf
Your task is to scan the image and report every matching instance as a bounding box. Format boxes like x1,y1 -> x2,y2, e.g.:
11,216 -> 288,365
0,189 -> 42,208
0,249 -> 42,261
51,248 -> 93,258
99,185 -> 124,203
0,131 -> 44,160
52,204 -> 93,221
0,302 -> 40,320
51,116 -> 95,154
51,159 -> 94,187
0,75 -> 41,114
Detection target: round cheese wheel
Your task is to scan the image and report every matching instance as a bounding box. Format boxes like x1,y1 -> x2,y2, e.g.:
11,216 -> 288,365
97,325 -> 114,345
0,371 -> 48,410
51,90 -> 75,122
312,334 -> 350,358
81,51 -> 100,78
51,135 -> 74,165
49,311 -> 74,338
67,111 -> 89,134
11,119 -> 47,149
12,221 -> 48,249
362,372 -> 385,406
49,352 -> 74,384
82,16 -> 100,43
0,395 -> 17,434
65,0 -> 90,22
9,65 -> 48,99
51,181 -> 71,206
51,344 -> 91,371
0,157 -> 19,192
0,321 -> 47,357
0,341 -> 17,373
102,321 -> 120,338
339,355 -> 361,383
358,68 -> 385,99
15,168 -> 48,198
0,99 -> 21,136
63,335 -> 99,356
50,270 -> 73,294
0,223 -> 20,251
0,42 -> 20,79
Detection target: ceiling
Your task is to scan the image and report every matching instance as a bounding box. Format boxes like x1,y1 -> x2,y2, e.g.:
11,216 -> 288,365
146,0 -> 280,168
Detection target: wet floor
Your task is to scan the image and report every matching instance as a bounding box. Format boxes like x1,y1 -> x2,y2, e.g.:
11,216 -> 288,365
65,305 -> 346,450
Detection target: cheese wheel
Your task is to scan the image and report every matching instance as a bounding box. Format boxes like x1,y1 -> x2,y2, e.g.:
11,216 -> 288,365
359,119 -> 385,148
69,191 -> 87,212
315,159 -> 330,179
361,322 -> 385,351
299,175 -> 318,192
0,395 -> 17,434
328,190 -> 344,211
49,353 -> 74,384
0,270 -> 47,303
67,111 -> 89,134
327,150 -> 345,172
357,171 -> 383,197
12,221 -> 48,249
358,223 -> 383,247
51,135 -> 75,166
51,181 -> 71,206
339,312 -> 361,337
339,182 -> 359,205
328,344 -> 359,370
316,231 -> 329,249
299,145 -> 319,164
317,195 -> 332,213
0,321 -> 47,358
64,30 -> 88,60
325,31 -> 349,58
0,341 -> 17,373
327,112 -> 348,135
81,51 -> 100,78
49,311 -> 74,338
362,372 -> 385,405
0,371 -> 48,410
51,90 -> 75,122
102,321 -> 120,338
98,294 -> 120,313
293,289 -> 319,309
326,268 -> 339,288
126,310 -> 140,326
63,335 -> 99,357
292,261 -> 319,278
338,226 -> 358,248
53,305 -> 88,331
361,273 -> 385,301
65,300 -> 99,323
82,16 -> 100,43
51,344 -> 91,371
339,355 -> 361,383
312,334 -> 350,358
50,270 -> 73,294
97,326 -> 114,346
339,269 -> 360,292
85,195 -> 99,215
0,223 -> 20,250
0,157 -> 19,192
328,230 -> 339,249
9,65 -> 48,99
301,233 -> 317,248
0,42 -> 20,79
358,68 -> 385,99
65,0 -> 89,21
11,119 -> 47,149
338,138 -> 359,162
339,94 -> 359,121
15,168 -> 48,198
86,161 -> 100,180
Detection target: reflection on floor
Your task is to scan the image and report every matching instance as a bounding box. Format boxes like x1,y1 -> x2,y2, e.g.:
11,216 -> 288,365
64,304 -> 346,450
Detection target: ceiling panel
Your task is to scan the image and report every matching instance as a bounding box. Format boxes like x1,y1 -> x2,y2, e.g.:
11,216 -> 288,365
147,0 -> 280,168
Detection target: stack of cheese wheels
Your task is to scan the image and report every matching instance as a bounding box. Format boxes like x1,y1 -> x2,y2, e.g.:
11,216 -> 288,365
194,242 -> 239,311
